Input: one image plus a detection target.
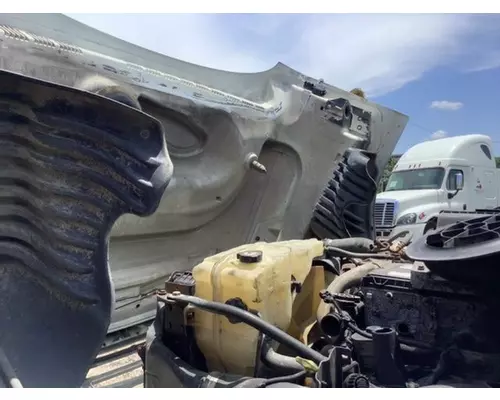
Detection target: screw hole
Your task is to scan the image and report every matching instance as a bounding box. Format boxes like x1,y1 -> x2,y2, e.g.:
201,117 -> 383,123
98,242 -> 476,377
255,236 -> 261,242
216,196 -> 222,202
135,304 -> 140,309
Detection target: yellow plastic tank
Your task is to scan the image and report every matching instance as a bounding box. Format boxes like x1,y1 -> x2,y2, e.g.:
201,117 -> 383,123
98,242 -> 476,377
191,239 -> 324,376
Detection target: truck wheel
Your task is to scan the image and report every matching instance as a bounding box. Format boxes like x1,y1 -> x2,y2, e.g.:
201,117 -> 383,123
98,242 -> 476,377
309,148 -> 379,240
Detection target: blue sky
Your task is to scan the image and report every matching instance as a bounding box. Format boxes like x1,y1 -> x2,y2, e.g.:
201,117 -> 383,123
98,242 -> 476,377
68,13 -> 500,155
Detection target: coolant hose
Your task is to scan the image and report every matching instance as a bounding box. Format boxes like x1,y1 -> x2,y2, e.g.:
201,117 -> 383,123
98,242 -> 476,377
261,339 -> 304,373
316,261 -> 380,327
322,238 -> 375,253
325,247 -> 397,259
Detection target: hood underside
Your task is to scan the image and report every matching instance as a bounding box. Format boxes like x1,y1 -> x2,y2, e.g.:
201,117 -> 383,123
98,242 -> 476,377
0,14 -> 409,387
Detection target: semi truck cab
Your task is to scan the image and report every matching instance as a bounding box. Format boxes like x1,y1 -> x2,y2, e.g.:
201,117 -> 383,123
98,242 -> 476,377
375,134 -> 499,239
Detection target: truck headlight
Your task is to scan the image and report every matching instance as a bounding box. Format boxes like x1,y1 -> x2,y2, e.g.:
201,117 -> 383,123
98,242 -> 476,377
396,213 -> 417,225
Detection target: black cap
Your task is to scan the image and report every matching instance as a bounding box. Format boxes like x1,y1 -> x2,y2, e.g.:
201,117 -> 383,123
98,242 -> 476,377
237,250 -> 263,263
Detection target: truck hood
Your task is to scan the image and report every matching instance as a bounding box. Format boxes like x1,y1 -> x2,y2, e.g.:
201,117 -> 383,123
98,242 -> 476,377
0,13 -> 409,338
0,14 -> 409,387
377,189 -> 439,216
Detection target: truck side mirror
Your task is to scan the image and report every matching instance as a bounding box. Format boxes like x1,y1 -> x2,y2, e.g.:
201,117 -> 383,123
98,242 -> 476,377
455,172 -> 464,190
448,171 -> 464,199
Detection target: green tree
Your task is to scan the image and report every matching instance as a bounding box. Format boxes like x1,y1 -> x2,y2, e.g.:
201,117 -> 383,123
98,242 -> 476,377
378,155 -> 401,192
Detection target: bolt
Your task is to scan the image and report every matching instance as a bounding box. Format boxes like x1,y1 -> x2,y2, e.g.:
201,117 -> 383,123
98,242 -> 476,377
251,159 -> 267,173
140,130 -> 150,139
157,289 -> 166,296
245,153 -> 267,174
385,292 -> 393,300
172,291 -> 181,296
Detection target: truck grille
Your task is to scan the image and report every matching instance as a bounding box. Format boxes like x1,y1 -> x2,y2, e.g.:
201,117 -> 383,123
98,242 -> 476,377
374,202 -> 395,227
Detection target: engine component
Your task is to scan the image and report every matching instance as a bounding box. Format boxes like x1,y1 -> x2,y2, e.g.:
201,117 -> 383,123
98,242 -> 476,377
320,313 -> 346,338
0,70 -> 171,387
145,227 -> 500,389
191,239 -> 324,376
406,213 -> 500,290
148,288 -> 328,388
360,263 -> 491,351
146,250 -> 500,388
343,373 -> 370,388
145,320 -> 308,389
314,345 -> 356,388
317,260 -> 381,327
371,327 -> 406,386
310,148 -> 379,241
158,272 -> 206,370
350,329 -> 378,372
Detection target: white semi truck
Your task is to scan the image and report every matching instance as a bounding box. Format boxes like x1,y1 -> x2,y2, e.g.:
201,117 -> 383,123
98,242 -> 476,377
375,134 -> 499,239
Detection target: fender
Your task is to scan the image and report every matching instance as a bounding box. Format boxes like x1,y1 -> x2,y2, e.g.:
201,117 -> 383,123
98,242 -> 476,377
0,70 -> 172,387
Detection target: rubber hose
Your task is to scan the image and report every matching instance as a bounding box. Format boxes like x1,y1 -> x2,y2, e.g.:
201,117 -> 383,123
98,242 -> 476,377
316,261 -> 380,327
326,247 -> 396,259
258,370 -> 307,388
322,238 -> 375,253
261,339 -> 304,373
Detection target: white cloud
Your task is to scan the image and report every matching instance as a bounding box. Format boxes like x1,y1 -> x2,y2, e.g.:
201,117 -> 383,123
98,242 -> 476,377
431,130 -> 448,140
430,101 -> 464,111
65,14 -> 500,98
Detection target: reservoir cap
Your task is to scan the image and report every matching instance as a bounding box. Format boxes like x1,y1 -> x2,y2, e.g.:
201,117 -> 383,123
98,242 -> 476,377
237,250 -> 263,263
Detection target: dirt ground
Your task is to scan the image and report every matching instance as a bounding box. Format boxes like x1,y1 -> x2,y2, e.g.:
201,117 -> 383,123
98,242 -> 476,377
85,352 -> 143,388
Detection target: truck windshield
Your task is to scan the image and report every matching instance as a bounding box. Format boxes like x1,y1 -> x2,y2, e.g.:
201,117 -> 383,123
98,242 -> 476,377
385,167 -> 445,191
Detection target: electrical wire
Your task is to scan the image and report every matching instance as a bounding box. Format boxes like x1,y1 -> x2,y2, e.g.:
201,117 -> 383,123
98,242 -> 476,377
115,289 -> 158,310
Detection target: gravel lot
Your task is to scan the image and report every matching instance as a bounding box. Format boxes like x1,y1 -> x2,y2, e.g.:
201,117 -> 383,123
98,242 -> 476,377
85,346 -> 144,388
